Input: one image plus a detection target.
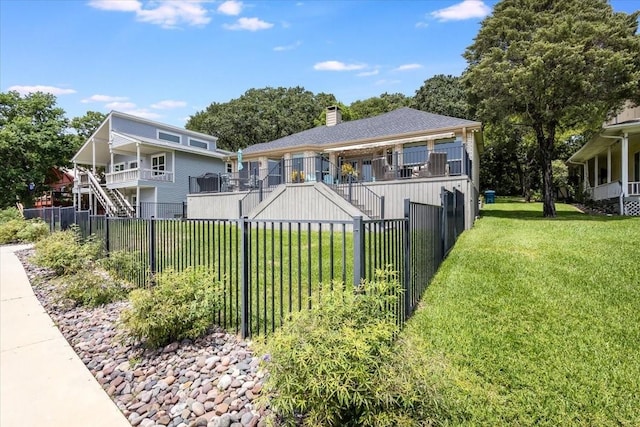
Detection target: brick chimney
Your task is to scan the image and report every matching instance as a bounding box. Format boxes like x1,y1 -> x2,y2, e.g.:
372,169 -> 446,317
326,105 -> 342,127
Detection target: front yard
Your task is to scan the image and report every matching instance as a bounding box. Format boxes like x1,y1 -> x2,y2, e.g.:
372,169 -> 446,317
403,200 -> 640,425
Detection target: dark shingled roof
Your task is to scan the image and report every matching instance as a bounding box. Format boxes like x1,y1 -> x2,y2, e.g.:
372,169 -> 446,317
242,107 -> 480,155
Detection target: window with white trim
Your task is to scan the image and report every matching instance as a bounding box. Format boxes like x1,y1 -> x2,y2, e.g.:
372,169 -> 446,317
189,138 -> 208,149
128,161 -> 138,169
151,154 -> 166,176
158,130 -> 181,144
226,162 -> 233,173
113,162 -> 125,172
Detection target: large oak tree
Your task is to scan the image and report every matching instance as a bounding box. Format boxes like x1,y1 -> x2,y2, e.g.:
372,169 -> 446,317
463,0 -> 640,216
0,91 -> 75,208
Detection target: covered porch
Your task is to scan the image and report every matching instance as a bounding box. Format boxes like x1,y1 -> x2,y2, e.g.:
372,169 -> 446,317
568,119 -> 640,214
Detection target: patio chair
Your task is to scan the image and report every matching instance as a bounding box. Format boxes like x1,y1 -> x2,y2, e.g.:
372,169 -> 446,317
372,157 -> 396,181
418,152 -> 448,177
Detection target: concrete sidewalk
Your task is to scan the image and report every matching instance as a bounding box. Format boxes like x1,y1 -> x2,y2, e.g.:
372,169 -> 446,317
0,244 -> 130,427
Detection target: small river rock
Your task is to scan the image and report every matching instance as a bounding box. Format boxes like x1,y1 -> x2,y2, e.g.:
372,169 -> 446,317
17,249 -> 272,427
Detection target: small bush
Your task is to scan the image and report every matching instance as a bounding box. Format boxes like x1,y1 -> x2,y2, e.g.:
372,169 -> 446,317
16,219 -> 49,242
119,266 -> 223,347
60,269 -> 129,307
0,207 -> 22,224
33,228 -> 103,275
99,250 -> 147,286
257,267 -> 404,427
0,219 -> 25,244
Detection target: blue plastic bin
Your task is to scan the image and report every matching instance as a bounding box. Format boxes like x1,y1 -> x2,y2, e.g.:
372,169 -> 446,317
484,190 -> 495,204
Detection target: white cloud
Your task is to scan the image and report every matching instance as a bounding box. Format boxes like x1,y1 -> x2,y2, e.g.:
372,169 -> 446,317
393,64 -> 423,72
223,17 -> 273,31
431,0 -> 491,22
105,101 -> 137,110
273,40 -> 302,51
89,0 -> 211,29
415,22 -> 428,28
121,109 -> 163,120
81,94 -> 129,103
88,0 -> 141,12
8,85 -> 76,95
357,69 -> 379,77
151,100 -> 187,109
217,0 -> 242,16
313,61 -> 366,71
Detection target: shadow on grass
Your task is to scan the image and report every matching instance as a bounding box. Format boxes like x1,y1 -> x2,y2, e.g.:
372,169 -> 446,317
480,200 -> 636,222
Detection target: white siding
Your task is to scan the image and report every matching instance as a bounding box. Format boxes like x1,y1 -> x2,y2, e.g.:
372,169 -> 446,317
187,192 -> 245,219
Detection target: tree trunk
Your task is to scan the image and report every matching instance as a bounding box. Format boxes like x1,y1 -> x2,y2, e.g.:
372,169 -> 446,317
535,123 -> 557,217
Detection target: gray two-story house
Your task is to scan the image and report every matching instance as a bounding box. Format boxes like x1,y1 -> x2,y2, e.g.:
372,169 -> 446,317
72,111 -> 232,218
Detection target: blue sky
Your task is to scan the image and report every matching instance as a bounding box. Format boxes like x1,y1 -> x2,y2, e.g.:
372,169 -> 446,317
1,0 -> 637,127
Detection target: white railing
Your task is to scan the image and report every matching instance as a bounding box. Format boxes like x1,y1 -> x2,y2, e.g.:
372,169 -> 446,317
591,181 -> 622,201
629,181 -> 640,196
106,168 -> 174,184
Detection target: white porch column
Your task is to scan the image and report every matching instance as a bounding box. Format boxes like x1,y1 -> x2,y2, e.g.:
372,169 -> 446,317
394,143 -> 403,167
607,147 -> 612,183
91,138 -> 96,175
583,163 -> 589,192
73,162 -> 78,210
621,133 -> 629,197
110,149 -> 114,174
136,143 -> 141,218
594,155 -> 599,187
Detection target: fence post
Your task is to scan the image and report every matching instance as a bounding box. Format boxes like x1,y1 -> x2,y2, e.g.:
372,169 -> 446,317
380,196 -> 385,220
183,202 -> 187,219
259,180 -> 263,203
353,216 -> 364,287
89,213 -> 93,236
104,214 -> 110,255
149,216 -> 156,285
238,200 -> 243,218
348,177 -> 353,203
240,216 -> 250,339
403,199 -> 412,320
440,187 -> 447,256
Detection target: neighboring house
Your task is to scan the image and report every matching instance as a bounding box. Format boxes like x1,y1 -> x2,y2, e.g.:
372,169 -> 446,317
34,168 -> 75,207
72,111 -> 232,218
188,106 -> 483,228
568,103 -> 640,216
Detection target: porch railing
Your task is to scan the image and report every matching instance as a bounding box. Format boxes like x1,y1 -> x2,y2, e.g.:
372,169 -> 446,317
106,168 -> 174,184
589,181 -> 622,200
629,181 -> 640,196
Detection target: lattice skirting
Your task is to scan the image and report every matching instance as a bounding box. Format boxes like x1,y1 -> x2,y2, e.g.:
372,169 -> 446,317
623,198 -> 640,216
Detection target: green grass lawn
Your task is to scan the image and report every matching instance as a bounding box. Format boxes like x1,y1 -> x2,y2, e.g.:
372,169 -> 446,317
402,199 -> 640,426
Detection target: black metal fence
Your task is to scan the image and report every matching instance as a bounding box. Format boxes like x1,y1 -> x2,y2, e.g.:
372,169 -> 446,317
138,202 -> 186,219
70,188 -> 464,338
22,206 -> 76,232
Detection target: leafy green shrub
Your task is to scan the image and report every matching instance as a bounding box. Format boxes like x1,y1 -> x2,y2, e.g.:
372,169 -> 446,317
0,219 -> 25,244
33,228 -> 103,275
16,218 -> 49,242
60,269 -> 129,307
0,207 -> 22,224
258,267 -> 405,427
99,250 -> 147,286
120,267 -> 223,347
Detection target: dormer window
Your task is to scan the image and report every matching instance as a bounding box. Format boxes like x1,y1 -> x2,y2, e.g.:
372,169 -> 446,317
158,130 -> 181,144
189,138 -> 208,149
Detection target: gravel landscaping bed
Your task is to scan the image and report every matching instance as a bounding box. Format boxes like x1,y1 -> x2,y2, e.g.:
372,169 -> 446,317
16,248 -> 272,427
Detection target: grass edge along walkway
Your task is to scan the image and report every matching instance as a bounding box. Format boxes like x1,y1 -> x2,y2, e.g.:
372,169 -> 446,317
400,200 -> 640,426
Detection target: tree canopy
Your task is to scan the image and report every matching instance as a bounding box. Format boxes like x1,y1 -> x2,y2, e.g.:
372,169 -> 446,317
350,93 -> 411,120
69,110 -> 107,150
413,75 -> 473,120
186,87 -> 337,152
0,91 -> 74,208
463,0 -> 640,216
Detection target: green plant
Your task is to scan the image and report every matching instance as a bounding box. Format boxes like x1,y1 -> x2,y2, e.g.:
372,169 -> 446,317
119,266 -> 223,347
33,228 -> 103,275
99,250 -> 147,286
16,218 -> 49,242
0,219 -> 25,244
257,267 -> 403,427
59,269 -> 128,307
0,207 -> 23,224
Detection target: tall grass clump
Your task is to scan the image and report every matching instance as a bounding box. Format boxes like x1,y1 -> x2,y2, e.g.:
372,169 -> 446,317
257,267 -> 442,426
120,266 -> 223,347
0,207 -> 49,244
32,226 -> 103,275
